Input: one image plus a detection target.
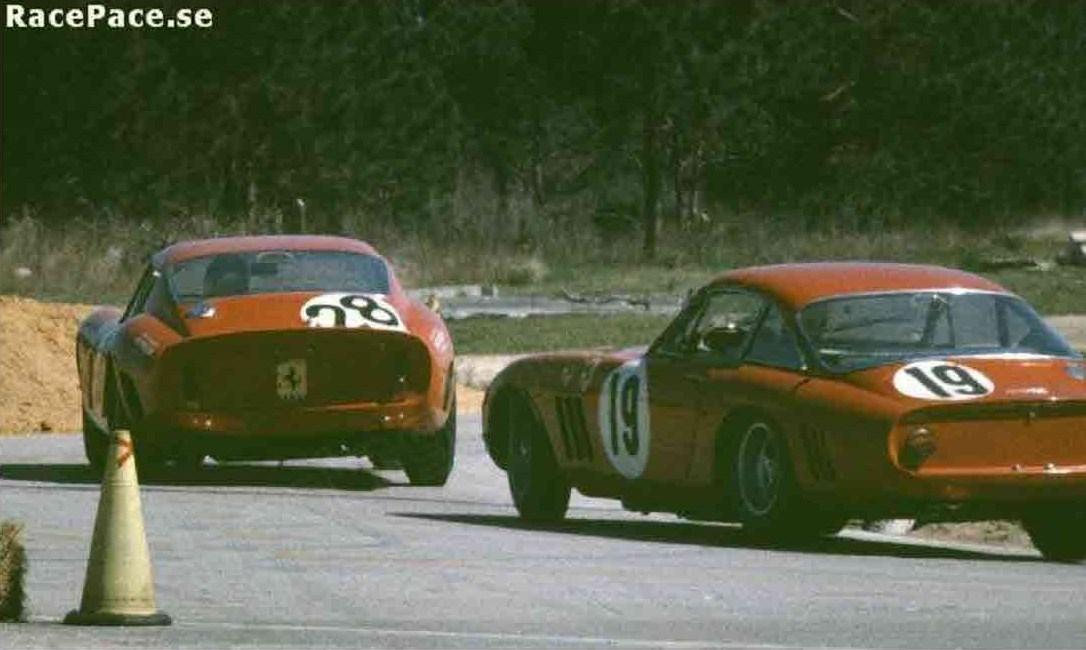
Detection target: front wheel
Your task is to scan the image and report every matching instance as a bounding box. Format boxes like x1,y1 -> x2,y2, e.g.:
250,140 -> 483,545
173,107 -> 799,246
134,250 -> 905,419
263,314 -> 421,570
506,394 -> 570,522
402,399 -> 457,486
728,416 -> 845,540
1023,506 -> 1086,562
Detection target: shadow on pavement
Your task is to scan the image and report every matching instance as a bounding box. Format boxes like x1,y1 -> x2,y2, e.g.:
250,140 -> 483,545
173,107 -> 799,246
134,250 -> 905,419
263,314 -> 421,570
394,512 -> 1040,563
0,462 -> 396,492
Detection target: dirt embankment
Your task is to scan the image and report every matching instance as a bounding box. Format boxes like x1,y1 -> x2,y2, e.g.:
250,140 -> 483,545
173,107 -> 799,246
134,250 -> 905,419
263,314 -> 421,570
0,296 -> 483,434
0,296 -> 95,433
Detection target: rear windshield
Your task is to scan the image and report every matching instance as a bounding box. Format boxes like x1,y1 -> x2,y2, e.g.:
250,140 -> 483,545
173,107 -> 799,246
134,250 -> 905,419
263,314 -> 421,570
168,250 -> 390,301
798,290 -> 1075,372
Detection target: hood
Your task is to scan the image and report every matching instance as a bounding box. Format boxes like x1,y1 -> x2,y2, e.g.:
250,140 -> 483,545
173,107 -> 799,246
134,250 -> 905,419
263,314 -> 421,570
178,291 -> 416,339
841,355 -> 1086,406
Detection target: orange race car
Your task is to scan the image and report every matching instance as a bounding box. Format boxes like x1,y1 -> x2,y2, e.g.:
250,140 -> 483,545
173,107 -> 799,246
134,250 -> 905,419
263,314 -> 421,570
76,235 -> 456,485
483,263 -> 1086,560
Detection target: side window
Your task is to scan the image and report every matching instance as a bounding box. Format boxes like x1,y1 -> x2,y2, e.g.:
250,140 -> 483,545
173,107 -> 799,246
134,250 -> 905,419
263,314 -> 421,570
651,293 -> 708,355
122,266 -> 156,321
688,291 -> 765,364
744,304 -> 804,370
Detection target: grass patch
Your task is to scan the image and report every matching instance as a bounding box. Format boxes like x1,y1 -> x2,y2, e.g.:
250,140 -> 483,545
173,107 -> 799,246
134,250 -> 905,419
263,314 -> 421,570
4,214 -> 1086,315
985,267 -> 1086,315
0,521 -> 26,622
449,313 -> 673,355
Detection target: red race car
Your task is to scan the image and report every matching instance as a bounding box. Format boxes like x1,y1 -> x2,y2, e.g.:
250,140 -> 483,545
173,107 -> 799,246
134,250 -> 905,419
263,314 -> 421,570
77,235 -> 456,485
482,263 -> 1086,560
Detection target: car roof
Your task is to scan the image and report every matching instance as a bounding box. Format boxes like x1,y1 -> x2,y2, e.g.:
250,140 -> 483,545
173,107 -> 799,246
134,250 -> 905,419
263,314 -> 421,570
153,235 -> 380,266
712,262 -> 1011,310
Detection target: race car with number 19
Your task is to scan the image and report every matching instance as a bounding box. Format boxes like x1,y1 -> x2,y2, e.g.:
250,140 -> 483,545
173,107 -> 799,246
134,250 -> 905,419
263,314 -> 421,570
483,263 -> 1086,561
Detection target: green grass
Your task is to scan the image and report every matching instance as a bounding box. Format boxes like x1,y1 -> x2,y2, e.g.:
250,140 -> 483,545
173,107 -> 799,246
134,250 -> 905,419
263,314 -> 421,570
986,267 -> 1086,315
448,313 -> 673,355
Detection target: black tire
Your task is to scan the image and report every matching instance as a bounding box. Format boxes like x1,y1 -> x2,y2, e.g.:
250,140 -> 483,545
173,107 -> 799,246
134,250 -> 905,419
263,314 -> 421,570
402,398 -> 456,486
368,452 -> 402,470
727,415 -> 845,541
131,433 -> 167,479
506,393 -> 570,522
1023,506 -> 1086,562
81,411 -> 109,476
168,449 -> 206,474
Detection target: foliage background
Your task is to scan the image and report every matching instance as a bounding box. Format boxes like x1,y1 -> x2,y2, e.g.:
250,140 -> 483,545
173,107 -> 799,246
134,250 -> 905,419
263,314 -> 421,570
2,0 -> 1085,298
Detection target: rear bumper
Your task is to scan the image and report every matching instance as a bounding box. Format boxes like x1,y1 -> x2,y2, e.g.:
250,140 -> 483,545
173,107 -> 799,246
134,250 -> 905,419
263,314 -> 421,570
823,467 -> 1086,519
899,466 -> 1086,502
143,396 -> 447,457
148,394 -> 445,440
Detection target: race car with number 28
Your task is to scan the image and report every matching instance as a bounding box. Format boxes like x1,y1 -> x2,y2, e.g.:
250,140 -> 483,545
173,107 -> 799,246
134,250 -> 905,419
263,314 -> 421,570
76,235 -> 456,484
483,263 -> 1086,560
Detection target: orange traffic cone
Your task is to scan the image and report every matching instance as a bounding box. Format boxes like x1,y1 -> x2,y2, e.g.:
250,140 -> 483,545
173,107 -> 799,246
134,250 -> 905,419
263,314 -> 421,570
64,429 -> 171,626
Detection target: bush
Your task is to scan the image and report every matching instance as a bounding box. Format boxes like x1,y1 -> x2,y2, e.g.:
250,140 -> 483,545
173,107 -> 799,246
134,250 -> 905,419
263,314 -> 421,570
0,521 -> 26,622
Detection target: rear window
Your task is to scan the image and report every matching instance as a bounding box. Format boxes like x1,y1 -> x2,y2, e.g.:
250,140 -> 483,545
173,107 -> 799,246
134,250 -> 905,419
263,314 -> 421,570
168,250 -> 390,301
798,290 -> 1075,372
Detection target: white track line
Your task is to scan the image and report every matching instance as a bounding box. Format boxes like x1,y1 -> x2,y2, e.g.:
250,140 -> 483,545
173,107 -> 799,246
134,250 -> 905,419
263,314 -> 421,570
183,620 -> 865,650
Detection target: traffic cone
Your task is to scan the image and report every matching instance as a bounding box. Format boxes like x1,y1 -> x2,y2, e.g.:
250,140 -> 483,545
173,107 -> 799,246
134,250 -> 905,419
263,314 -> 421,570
64,429 -> 171,626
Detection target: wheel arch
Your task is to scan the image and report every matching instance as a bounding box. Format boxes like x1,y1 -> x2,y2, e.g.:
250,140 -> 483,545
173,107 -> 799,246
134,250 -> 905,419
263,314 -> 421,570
484,383 -> 547,471
104,360 -> 143,429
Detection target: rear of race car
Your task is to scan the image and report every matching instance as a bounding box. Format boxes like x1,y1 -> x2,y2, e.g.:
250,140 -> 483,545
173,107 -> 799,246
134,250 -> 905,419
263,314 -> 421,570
795,355 -> 1086,559
822,357 -> 1086,513
142,287 -> 454,472
151,327 -> 446,455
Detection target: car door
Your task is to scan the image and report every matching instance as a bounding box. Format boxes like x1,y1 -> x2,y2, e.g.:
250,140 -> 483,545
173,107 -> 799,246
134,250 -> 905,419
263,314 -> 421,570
685,299 -> 811,486
640,289 -> 767,485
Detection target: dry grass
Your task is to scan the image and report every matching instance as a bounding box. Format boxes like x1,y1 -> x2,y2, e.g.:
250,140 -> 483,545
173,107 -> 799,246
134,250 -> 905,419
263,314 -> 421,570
5,209 -> 1084,310
0,521 -> 27,622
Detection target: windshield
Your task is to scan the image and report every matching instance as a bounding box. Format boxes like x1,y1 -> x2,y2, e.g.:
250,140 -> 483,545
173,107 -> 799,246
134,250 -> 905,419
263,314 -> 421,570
168,250 -> 390,301
798,291 -> 1075,372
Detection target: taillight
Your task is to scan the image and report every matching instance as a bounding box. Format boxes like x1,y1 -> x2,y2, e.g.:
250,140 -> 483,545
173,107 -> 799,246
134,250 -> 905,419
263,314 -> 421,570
900,426 -> 936,470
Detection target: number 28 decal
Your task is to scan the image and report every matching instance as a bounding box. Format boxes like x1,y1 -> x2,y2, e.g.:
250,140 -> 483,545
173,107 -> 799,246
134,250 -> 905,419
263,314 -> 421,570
892,361 -> 994,401
596,359 -> 651,478
300,293 -> 406,332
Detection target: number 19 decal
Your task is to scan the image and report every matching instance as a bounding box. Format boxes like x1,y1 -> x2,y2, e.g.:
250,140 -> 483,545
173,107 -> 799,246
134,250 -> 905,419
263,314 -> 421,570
893,361 -> 994,401
597,359 -> 651,478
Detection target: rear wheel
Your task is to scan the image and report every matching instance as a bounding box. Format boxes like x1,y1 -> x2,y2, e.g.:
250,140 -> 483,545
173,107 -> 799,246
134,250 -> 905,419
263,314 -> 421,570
368,452 -> 402,470
1023,506 -> 1086,562
728,416 -> 845,541
168,449 -> 206,473
131,433 -> 167,479
506,394 -> 570,522
81,412 -> 109,476
402,398 -> 456,486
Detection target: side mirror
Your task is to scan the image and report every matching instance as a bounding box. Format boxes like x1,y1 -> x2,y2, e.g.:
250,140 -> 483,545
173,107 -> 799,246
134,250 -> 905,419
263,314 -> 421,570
701,324 -> 748,354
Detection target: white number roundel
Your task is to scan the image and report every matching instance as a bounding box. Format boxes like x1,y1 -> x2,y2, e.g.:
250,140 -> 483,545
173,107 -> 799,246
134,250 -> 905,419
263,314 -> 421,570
892,360 -> 994,401
597,359 -> 651,479
300,293 -> 406,332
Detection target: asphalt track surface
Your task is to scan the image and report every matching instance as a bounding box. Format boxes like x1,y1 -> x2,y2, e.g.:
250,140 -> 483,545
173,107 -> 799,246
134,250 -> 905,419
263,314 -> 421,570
1,416 -> 1084,649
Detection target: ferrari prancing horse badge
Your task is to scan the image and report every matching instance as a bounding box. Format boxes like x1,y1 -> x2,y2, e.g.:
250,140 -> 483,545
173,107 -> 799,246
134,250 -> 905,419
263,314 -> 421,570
276,358 -> 307,400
